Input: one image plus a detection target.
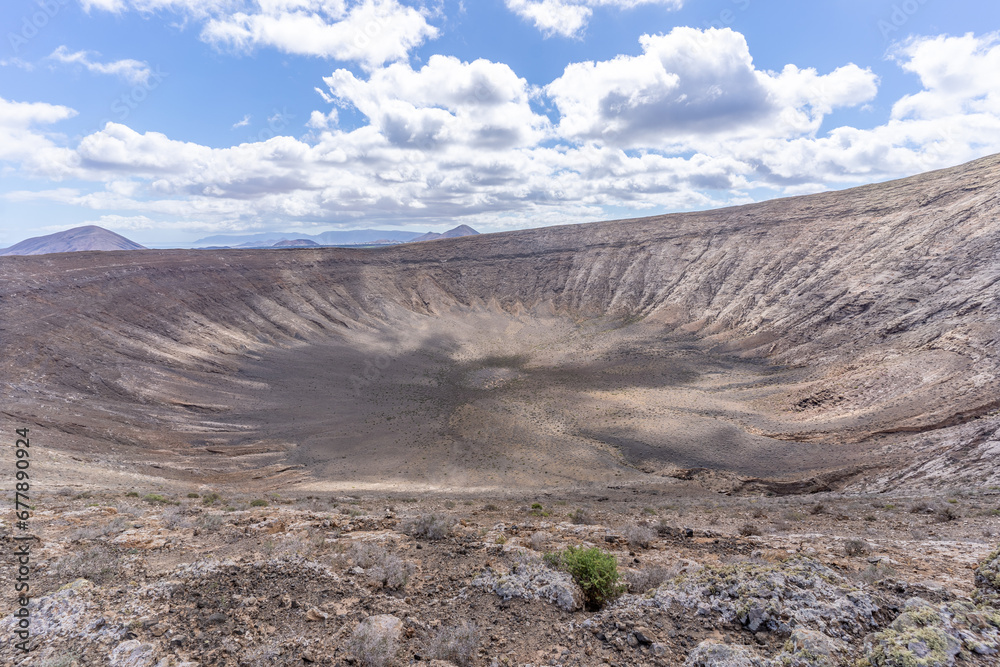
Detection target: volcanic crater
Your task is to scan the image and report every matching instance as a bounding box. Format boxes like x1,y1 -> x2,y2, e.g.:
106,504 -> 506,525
3,153 -> 1000,496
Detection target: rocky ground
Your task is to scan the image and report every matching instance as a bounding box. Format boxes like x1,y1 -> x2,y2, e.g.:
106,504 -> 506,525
2,485 -> 999,666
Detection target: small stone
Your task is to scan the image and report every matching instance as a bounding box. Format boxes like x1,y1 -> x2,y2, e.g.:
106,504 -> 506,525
634,628 -> 654,645
206,612 -> 228,625
306,607 -> 328,622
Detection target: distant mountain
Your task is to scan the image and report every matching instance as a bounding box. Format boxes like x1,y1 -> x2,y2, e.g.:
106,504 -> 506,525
314,229 -> 424,245
410,225 -> 480,243
193,229 -> 425,247
272,239 -> 320,248
0,226 -> 145,256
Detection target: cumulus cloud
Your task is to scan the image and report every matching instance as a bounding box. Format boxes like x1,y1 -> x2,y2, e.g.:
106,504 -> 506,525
0,97 -> 79,178
323,55 -> 551,150
3,31 -> 1000,235
48,46 -> 152,84
306,109 -> 339,129
83,0 -> 438,69
546,28 -> 878,149
506,0 -> 683,38
744,32 -> 1000,186
889,32 -> 1000,120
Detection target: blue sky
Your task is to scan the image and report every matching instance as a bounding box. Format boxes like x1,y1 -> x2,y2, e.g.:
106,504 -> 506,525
1,0 -> 998,247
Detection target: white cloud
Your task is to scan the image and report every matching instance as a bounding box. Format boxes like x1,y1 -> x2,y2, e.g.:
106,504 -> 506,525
81,0 -> 236,18
3,31 -> 1000,235
232,114 -> 252,128
306,109 -> 339,129
741,33 -> 1000,186
890,32 -> 1000,120
546,28 -> 878,150
82,213 -> 159,229
0,57 -> 35,71
85,0 -> 438,69
48,46 -> 152,84
506,0 -> 683,38
323,55 -> 551,150
0,97 -> 79,178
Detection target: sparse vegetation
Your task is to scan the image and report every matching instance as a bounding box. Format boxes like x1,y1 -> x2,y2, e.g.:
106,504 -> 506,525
844,538 -> 870,556
935,505 -> 960,522
142,493 -> 172,504
368,553 -> 416,590
623,524 -> 655,549
855,561 -> 897,586
402,513 -> 454,540
202,492 -> 222,506
569,507 -> 593,525
529,531 -> 549,551
161,505 -> 193,529
250,499 -> 268,507
426,621 -> 479,667
346,618 -> 399,667
53,545 -> 125,586
625,566 -> 671,594
197,513 -> 225,531
910,499 -> 933,514
67,516 -> 127,541
739,522 -> 762,537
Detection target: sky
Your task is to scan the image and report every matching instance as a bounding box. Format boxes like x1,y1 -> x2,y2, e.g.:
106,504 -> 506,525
0,1 -> 998,247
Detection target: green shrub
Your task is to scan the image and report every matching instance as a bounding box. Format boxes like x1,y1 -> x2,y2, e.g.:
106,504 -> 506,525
202,492 -> 222,506
187,492 -> 200,498
545,546 -> 626,610
143,493 -> 170,504
250,499 -> 268,507
124,491 -> 140,498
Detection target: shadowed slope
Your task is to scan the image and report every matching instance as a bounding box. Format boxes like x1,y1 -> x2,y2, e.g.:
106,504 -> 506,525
2,154 -> 999,492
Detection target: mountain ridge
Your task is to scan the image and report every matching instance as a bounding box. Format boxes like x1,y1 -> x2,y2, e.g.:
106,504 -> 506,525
0,225 -> 145,255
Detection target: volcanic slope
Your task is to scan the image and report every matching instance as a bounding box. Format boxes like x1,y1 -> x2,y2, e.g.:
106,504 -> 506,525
2,154 -> 999,494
